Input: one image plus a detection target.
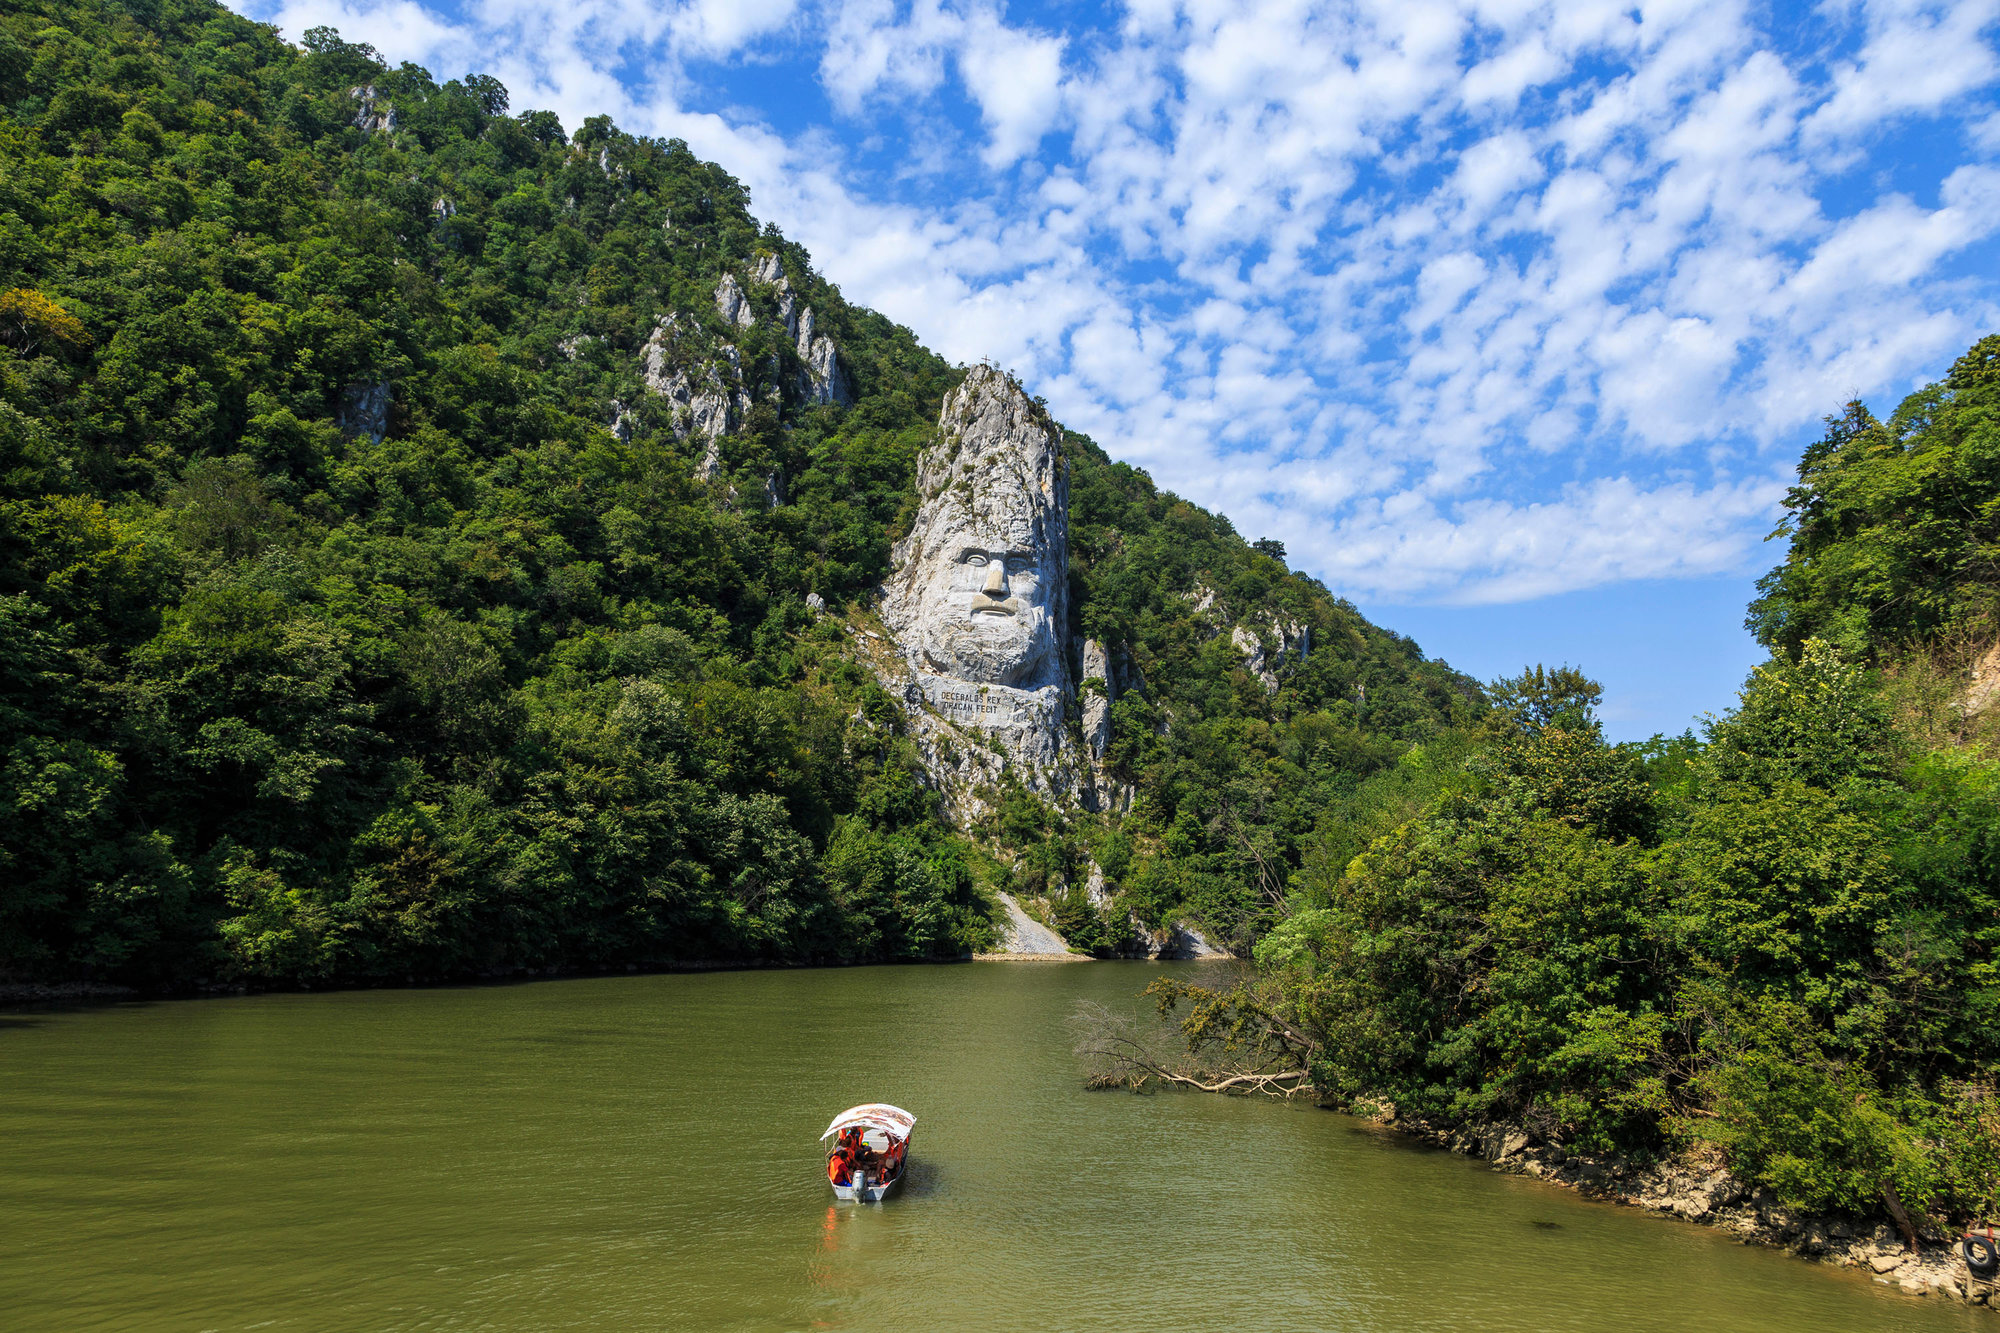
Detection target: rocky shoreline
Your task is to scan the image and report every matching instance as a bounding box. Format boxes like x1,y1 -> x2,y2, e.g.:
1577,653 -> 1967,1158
1383,1111 -> 1996,1311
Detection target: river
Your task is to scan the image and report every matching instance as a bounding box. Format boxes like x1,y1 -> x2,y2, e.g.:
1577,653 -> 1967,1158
0,961 -> 1982,1331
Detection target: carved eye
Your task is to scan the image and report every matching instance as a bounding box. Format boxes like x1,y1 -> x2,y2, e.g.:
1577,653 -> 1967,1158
1007,557 -> 1030,574
963,553 -> 988,566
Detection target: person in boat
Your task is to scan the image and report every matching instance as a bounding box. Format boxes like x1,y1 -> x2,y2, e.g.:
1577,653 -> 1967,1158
828,1128 -> 863,1186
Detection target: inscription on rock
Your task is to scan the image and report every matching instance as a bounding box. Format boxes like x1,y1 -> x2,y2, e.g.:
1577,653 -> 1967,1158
923,681 -> 1022,724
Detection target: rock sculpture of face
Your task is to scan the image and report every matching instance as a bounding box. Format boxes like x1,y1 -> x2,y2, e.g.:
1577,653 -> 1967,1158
916,538 -> 1055,686
883,364 -> 1069,695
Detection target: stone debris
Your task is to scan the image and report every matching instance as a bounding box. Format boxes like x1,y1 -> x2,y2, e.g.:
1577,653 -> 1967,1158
1377,1113 -> 1999,1314
981,891 -> 1080,958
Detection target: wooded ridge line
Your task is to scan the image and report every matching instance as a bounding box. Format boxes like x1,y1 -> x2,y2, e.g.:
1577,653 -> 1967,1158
2,0 -> 1997,1270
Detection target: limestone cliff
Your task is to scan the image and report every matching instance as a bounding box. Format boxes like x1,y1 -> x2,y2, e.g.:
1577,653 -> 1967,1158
633,256 -> 852,480
873,365 -> 1085,823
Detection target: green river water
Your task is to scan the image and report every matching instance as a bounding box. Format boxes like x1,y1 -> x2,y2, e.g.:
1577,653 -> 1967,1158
0,961 -> 1984,1332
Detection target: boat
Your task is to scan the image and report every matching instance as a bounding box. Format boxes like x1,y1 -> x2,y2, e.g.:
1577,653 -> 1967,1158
821,1103 -> 916,1202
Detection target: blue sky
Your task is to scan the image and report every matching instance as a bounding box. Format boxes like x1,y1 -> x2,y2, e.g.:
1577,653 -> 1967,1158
233,0 -> 2000,738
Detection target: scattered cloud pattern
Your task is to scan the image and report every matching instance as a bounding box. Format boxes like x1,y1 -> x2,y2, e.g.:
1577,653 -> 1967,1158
236,0 -> 2000,604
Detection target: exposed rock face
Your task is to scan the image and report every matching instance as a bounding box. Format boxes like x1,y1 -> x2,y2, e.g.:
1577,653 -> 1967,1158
1081,638 -> 1113,761
752,254 -> 802,345
1962,641 -> 2000,718
714,273 -> 754,329
795,306 -> 851,406
1231,619 -> 1310,694
629,259 -> 852,479
335,381 -> 390,444
1146,922 -> 1227,958
777,287 -> 799,343
641,312 -> 746,480
875,365 -> 1082,820
348,85 -> 396,135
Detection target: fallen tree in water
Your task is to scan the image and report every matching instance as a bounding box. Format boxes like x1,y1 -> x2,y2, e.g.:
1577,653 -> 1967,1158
1072,976 -> 1318,1098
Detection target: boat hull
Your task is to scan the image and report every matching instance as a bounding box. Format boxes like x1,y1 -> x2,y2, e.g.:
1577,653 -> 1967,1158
831,1168 -> 903,1203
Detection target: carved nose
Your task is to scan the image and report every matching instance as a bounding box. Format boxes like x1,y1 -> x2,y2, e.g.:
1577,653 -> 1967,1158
983,561 -> 1007,595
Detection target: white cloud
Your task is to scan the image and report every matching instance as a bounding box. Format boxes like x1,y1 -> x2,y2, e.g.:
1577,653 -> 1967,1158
672,0 -> 800,58
230,0 -> 2000,605
957,13 -> 1065,166
1805,0 -> 2000,141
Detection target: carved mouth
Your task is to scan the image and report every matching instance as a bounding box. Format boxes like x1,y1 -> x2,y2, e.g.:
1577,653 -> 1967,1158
970,605 -> 1016,617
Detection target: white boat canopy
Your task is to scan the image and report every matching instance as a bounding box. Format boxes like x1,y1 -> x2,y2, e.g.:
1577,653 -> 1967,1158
820,1103 -> 916,1142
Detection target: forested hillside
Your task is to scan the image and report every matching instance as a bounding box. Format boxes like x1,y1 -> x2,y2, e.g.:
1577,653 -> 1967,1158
0,0 -> 1472,987
1147,338 -> 2000,1235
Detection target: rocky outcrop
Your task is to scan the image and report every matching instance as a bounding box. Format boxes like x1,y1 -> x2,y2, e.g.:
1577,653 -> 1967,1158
873,365 -> 1084,822
641,312 -> 747,480
628,259 -> 852,479
348,85 -> 396,135
1142,921 -> 1227,958
608,398 -> 635,442
1230,620 -> 1310,694
714,273 -> 754,329
1081,638 -> 1113,761
1377,1112 -> 1998,1312
795,306 -> 851,406
335,381 -> 390,444
750,253 -> 801,345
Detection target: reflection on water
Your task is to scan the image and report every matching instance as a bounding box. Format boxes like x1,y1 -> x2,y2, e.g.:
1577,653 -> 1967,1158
0,963 -> 1985,1332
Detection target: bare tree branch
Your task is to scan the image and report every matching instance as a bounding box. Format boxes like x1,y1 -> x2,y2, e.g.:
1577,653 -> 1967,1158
1071,997 -> 1318,1099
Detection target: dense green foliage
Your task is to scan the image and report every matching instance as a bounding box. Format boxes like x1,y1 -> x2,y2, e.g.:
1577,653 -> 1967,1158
1192,342 -> 2000,1231
0,0 -> 1469,986
1001,433 -> 1476,950
1749,335 -> 2000,661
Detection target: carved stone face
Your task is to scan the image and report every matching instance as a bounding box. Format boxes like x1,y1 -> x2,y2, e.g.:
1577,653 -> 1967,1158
916,540 -> 1055,686
882,364 -> 1070,698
